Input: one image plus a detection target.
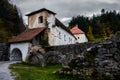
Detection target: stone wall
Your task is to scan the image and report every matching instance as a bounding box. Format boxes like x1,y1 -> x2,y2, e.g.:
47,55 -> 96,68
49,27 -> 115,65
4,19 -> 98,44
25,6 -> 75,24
58,34 -> 120,80
44,43 -> 93,65
0,43 -> 8,60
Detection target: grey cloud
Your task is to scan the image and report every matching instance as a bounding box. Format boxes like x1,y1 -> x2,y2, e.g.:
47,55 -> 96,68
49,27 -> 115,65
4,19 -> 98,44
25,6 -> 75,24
12,0 -> 120,25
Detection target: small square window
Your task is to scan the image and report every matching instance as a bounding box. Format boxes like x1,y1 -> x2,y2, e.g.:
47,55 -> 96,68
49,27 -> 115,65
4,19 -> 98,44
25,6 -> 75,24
39,16 -> 43,23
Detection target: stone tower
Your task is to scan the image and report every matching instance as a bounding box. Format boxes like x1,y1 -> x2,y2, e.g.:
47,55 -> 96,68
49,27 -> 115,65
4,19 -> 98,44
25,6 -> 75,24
26,8 -> 56,29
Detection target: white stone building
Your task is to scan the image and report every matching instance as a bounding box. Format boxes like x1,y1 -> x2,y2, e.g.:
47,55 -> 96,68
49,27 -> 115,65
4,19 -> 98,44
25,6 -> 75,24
70,25 -> 88,43
9,8 -> 76,61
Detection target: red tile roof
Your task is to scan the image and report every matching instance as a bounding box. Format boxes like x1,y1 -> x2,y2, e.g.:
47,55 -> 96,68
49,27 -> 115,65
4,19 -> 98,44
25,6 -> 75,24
70,25 -> 84,34
9,27 -> 46,43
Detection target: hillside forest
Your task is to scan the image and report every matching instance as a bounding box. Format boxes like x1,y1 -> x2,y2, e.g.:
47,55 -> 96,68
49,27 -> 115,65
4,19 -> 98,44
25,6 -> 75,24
69,9 -> 120,40
0,0 -> 25,42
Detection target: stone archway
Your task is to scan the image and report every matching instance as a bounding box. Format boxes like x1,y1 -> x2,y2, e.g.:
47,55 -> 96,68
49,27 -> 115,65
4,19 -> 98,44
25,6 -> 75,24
10,48 -> 22,61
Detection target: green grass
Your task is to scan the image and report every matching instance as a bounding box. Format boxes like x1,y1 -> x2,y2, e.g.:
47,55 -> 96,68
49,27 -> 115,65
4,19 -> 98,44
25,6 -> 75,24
9,62 -> 80,80
89,38 -> 104,42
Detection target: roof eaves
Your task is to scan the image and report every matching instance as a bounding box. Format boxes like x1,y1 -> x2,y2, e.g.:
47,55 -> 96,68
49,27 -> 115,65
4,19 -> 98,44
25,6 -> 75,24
26,8 -> 56,16
9,40 -> 30,44
9,27 -> 46,43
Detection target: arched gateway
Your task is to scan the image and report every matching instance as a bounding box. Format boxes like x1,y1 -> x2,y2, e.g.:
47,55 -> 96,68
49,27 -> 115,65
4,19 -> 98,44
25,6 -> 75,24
10,48 -> 22,61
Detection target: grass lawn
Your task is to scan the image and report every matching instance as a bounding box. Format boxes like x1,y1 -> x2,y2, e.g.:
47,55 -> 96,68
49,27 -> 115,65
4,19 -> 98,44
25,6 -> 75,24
9,62 -> 78,80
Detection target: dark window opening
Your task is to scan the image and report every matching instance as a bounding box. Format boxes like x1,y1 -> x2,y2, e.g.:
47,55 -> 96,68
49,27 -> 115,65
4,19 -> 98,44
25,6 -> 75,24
64,35 -> 66,41
69,37 -> 71,42
39,16 -> 43,23
59,32 -> 61,39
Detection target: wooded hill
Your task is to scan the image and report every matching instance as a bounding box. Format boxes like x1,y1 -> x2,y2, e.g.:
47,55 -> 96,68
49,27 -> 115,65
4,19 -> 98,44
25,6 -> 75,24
69,9 -> 120,40
0,0 -> 25,42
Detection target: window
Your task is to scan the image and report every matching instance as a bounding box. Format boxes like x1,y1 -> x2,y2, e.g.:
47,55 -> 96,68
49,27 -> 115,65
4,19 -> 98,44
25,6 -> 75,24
69,37 -> 71,42
64,35 -> 66,41
59,32 -> 61,39
38,16 -> 43,23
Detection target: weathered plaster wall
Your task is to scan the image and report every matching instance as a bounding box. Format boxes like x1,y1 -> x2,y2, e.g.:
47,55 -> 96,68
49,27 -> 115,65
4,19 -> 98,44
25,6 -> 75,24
28,11 -> 54,29
48,27 -> 76,46
10,42 -> 29,61
27,9 -> 76,46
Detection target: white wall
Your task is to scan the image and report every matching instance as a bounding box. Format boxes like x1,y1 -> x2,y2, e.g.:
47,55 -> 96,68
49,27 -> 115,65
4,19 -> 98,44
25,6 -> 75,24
74,34 -> 88,43
46,14 -> 76,46
10,42 -> 29,61
49,26 -> 76,46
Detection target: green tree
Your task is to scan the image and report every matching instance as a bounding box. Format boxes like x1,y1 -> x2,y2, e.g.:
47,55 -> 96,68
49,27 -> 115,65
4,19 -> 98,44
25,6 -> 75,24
100,23 -> 113,38
0,0 -> 25,42
69,9 -> 120,39
101,9 -> 105,14
87,26 -> 94,40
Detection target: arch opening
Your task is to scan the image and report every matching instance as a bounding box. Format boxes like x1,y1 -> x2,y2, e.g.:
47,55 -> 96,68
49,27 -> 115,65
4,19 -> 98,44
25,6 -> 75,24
10,48 -> 22,61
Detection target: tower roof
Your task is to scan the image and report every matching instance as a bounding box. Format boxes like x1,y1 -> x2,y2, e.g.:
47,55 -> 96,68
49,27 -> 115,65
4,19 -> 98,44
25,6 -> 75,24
70,25 -> 84,34
26,8 -> 56,16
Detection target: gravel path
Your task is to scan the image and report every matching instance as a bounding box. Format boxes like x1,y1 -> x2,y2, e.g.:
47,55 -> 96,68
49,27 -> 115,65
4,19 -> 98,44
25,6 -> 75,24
0,61 -> 18,80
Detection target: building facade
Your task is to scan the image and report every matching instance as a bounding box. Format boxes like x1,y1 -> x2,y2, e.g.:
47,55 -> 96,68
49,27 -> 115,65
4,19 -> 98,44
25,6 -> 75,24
70,25 -> 88,43
9,8 -> 76,61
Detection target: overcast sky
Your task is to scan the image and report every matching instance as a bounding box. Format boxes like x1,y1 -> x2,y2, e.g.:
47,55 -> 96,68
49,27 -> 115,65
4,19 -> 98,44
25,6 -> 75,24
12,0 -> 120,26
